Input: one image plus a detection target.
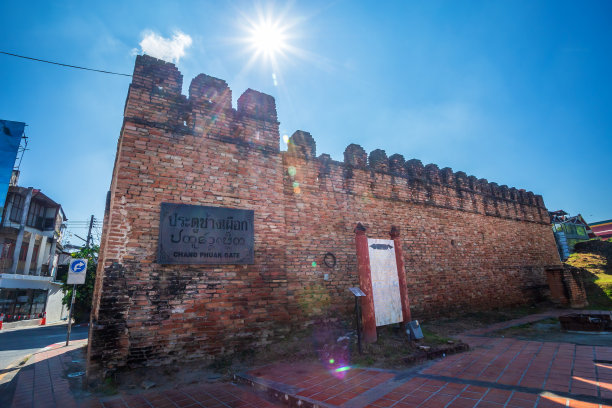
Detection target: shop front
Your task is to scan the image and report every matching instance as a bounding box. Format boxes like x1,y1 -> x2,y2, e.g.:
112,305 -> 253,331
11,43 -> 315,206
0,288 -> 47,322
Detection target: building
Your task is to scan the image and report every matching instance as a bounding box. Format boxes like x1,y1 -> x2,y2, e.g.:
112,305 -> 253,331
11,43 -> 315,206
589,219 -> 612,241
549,210 -> 596,260
0,183 -> 68,323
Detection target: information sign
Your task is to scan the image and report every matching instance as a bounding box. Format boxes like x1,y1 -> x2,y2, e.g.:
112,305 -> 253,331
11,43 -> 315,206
367,238 -> 403,326
67,258 -> 88,284
158,203 -> 254,264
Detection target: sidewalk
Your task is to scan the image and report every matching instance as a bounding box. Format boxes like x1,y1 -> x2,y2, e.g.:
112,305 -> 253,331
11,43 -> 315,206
6,311 -> 612,407
10,340 -> 86,408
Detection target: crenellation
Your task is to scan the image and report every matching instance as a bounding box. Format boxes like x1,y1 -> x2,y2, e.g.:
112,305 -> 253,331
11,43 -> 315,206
237,89 -> 277,123
499,185 -> 510,200
509,187 -> 518,201
287,130 -> 316,159
344,144 -> 367,167
440,167 -> 454,185
477,178 -> 489,194
405,159 -> 425,181
468,175 -> 478,191
454,171 -> 469,190
424,163 -> 441,184
489,182 -> 500,198
368,149 -> 388,172
188,74 -> 232,110
518,189 -> 527,205
526,191 -> 535,206
132,55 -> 183,95
388,154 -> 406,175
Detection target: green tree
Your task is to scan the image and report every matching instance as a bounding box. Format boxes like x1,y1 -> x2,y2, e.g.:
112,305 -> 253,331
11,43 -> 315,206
61,245 -> 98,323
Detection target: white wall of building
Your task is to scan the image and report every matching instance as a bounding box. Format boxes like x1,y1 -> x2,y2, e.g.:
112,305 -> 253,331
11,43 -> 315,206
45,283 -> 66,322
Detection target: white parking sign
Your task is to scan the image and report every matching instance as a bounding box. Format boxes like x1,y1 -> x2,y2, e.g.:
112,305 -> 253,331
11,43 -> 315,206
67,258 -> 88,284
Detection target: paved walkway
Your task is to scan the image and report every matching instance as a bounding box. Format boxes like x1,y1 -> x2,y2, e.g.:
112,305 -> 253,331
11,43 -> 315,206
237,312 -> 612,408
10,340 -> 85,408
5,310 -> 612,407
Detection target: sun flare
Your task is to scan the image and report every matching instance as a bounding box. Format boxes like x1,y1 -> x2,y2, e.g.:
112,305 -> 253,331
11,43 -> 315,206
237,4 -> 303,76
250,20 -> 287,57
236,4 -> 320,84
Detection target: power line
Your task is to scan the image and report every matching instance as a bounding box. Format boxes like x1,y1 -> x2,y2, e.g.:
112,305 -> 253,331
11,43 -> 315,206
0,51 -> 132,77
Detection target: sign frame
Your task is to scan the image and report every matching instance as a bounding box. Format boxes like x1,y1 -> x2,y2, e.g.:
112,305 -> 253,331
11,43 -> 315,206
67,258 -> 88,285
157,202 -> 255,265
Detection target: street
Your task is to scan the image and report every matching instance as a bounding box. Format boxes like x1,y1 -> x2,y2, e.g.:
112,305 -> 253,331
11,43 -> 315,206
0,323 -> 88,370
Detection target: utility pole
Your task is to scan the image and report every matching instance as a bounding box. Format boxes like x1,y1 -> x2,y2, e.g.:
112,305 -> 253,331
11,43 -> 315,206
85,215 -> 94,248
66,215 -> 94,346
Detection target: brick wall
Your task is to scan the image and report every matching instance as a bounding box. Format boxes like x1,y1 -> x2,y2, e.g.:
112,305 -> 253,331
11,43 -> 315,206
545,266 -> 589,308
87,55 -> 562,381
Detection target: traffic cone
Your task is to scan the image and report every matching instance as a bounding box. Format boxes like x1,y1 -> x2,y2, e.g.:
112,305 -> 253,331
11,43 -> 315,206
40,312 -> 46,326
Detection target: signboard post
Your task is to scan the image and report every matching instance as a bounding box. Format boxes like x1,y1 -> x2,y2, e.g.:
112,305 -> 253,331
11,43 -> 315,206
349,287 -> 366,354
66,258 -> 87,346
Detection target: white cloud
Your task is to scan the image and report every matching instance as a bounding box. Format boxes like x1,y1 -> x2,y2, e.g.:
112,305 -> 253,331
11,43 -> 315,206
135,30 -> 192,63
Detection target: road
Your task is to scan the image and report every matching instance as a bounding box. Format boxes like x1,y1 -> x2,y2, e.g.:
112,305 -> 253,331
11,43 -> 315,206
0,323 -> 89,370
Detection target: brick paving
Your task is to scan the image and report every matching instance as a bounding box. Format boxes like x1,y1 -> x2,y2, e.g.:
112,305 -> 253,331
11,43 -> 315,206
7,311 -> 612,407
10,340 -> 84,408
239,312 -> 612,408
93,384 -> 284,408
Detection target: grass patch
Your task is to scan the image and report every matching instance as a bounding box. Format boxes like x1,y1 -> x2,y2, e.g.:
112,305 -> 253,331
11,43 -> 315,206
418,305 -> 545,339
351,325 -> 457,369
420,327 -> 452,345
566,252 -> 612,310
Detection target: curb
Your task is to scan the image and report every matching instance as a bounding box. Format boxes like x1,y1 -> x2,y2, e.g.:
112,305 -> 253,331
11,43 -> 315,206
0,353 -> 32,384
234,372 -> 337,408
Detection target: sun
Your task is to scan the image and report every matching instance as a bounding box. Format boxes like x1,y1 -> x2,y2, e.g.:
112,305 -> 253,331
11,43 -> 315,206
236,4 -> 321,85
237,4 -> 303,76
249,19 -> 287,58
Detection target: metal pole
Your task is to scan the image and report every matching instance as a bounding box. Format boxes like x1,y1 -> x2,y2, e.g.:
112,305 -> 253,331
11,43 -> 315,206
65,284 -> 76,346
355,297 -> 363,354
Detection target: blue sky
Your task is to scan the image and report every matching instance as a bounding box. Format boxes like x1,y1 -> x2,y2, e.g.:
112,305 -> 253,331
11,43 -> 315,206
1,1 -> 611,245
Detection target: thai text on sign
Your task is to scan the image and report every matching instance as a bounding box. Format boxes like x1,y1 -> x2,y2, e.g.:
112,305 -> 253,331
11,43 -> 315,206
158,203 -> 254,264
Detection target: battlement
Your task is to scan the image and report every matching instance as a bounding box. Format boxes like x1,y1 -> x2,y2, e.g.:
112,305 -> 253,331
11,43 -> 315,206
284,132 -> 547,221
126,55 -> 279,149
126,55 -> 547,223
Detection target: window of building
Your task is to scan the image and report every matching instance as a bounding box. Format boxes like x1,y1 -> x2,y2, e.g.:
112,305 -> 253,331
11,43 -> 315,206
18,242 -> 28,261
9,194 -> 24,223
26,200 -> 45,228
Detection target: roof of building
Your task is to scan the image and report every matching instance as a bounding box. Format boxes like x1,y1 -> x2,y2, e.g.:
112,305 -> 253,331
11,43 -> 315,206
589,219 -> 612,227
8,186 -> 67,220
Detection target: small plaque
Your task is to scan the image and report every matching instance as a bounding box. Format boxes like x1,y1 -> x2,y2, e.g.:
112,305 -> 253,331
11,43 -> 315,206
158,203 -> 254,264
349,287 -> 366,297
407,320 -> 424,340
